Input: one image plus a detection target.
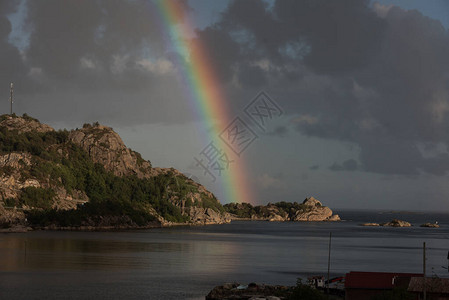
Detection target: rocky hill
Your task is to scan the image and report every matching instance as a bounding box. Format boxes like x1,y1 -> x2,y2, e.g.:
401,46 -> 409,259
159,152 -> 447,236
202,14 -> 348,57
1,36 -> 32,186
0,114 -> 230,230
224,197 -> 340,222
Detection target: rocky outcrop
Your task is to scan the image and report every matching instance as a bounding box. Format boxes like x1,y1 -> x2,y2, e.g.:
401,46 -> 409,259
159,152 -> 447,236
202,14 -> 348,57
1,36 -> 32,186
420,222 -> 439,228
0,152 -> 32,169
380,219 -> 411,227
224,197 -> 340,222
0,204 -> 27,230
292,197 -> 338,221
69,124 -> 151,178
0,115 -> 54,134
0,152 -> 39,200
184,207 -> 231,225
360,220 -> 412,227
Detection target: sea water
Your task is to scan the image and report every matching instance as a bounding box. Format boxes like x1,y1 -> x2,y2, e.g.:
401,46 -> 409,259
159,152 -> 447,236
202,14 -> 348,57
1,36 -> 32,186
0,210 -> 448,299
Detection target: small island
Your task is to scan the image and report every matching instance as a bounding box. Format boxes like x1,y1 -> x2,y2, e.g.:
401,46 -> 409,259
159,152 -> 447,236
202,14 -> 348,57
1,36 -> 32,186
224,197 -> 340,222
420,222 -> 439,228
361,219 -> 411,227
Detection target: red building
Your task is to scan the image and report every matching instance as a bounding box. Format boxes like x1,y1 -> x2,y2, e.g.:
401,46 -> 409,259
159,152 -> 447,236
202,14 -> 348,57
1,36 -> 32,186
345,271 -> 423,300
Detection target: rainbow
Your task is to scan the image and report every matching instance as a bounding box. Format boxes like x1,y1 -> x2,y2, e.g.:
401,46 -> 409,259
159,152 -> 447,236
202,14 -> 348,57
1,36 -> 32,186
154,0 -> 254,204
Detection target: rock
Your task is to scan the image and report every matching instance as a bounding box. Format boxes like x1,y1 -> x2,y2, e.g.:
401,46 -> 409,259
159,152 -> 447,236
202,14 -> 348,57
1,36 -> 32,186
267,214 -> 285,222
0,115 -> 54,134
302,196 -> 322,207
420,223 -> 439,228
293,205 -> 332,221
293,197 -> 340,221
381,219 -> 411,227
184,207 -> 231,225
361,223 -> 380,226
327,214 -> 341,221
0,205 -> 26,228
69,124 -> 152,178
0,153 -> 32,169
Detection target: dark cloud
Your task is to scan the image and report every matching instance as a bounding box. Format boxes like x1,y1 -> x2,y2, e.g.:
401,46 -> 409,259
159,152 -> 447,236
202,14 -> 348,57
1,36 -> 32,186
2,0 -> 449,178
329,159 -> 359,172
309,165 -> 319,170
196,0 -> 449,176
266,125 -> 288,137
4,0 -> 193,125
0,1 -> 29,96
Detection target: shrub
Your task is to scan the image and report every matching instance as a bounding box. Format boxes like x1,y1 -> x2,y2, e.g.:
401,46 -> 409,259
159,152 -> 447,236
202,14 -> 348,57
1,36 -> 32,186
289,279 -> 325,300
19,187 -> 55,209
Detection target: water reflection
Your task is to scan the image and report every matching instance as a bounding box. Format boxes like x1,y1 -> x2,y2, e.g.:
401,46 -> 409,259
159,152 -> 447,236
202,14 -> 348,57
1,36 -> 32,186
0,231 -> 244,274
1,212 -> 449,299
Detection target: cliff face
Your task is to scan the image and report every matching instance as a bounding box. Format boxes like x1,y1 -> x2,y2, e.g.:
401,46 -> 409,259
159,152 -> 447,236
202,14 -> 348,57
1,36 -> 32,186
224,197 -> 340,222
0,115 -> 229,229
68,124 -> 151,178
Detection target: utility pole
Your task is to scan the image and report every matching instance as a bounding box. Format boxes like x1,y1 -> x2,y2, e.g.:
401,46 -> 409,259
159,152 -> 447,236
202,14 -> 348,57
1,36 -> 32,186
9,82 -> 13,115
327,232 -> 332,297
423,242 -> 426,300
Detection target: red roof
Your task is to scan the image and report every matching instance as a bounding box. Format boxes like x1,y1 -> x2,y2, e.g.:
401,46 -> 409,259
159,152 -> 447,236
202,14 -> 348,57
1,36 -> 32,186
345,271 -> 423,289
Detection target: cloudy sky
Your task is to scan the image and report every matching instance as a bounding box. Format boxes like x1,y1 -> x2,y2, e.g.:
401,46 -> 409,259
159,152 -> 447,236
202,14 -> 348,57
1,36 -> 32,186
2,0 -> 449,211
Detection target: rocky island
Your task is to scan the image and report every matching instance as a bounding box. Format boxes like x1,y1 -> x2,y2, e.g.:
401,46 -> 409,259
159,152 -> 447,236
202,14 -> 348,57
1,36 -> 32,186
361,219 -> 412,227
224,197 -> 340,222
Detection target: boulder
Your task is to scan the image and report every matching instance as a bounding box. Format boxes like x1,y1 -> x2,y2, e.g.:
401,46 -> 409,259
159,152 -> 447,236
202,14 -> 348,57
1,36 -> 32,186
302,196 -> 322,207
293,205 -> 333,221
267,214 -> 286,222
327,214 -> 341,221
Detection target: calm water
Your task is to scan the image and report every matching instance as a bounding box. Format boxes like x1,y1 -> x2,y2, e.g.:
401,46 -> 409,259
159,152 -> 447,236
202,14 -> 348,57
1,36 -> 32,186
1,210 -> 449,299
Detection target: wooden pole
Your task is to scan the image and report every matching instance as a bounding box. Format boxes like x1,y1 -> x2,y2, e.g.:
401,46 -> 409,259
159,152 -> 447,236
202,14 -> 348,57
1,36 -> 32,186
423,242 -> 426,300
327,232 -> 332,297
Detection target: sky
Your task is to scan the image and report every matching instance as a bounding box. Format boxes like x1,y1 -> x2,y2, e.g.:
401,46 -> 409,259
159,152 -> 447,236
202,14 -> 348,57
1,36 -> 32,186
1,0 -> 449,211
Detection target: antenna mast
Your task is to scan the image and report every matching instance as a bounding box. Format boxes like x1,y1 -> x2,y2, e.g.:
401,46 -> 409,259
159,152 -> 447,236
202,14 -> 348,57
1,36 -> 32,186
9,82 -> 13,115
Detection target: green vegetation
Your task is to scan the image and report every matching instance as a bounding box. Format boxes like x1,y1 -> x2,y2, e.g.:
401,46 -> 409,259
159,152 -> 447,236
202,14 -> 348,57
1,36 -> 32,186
224,201 -> 312,219
26,200 -> 157,227
20,187 -> 55,209
223,202 -> 255,218
288,279 -> 326,300
0,114 -> 223,227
